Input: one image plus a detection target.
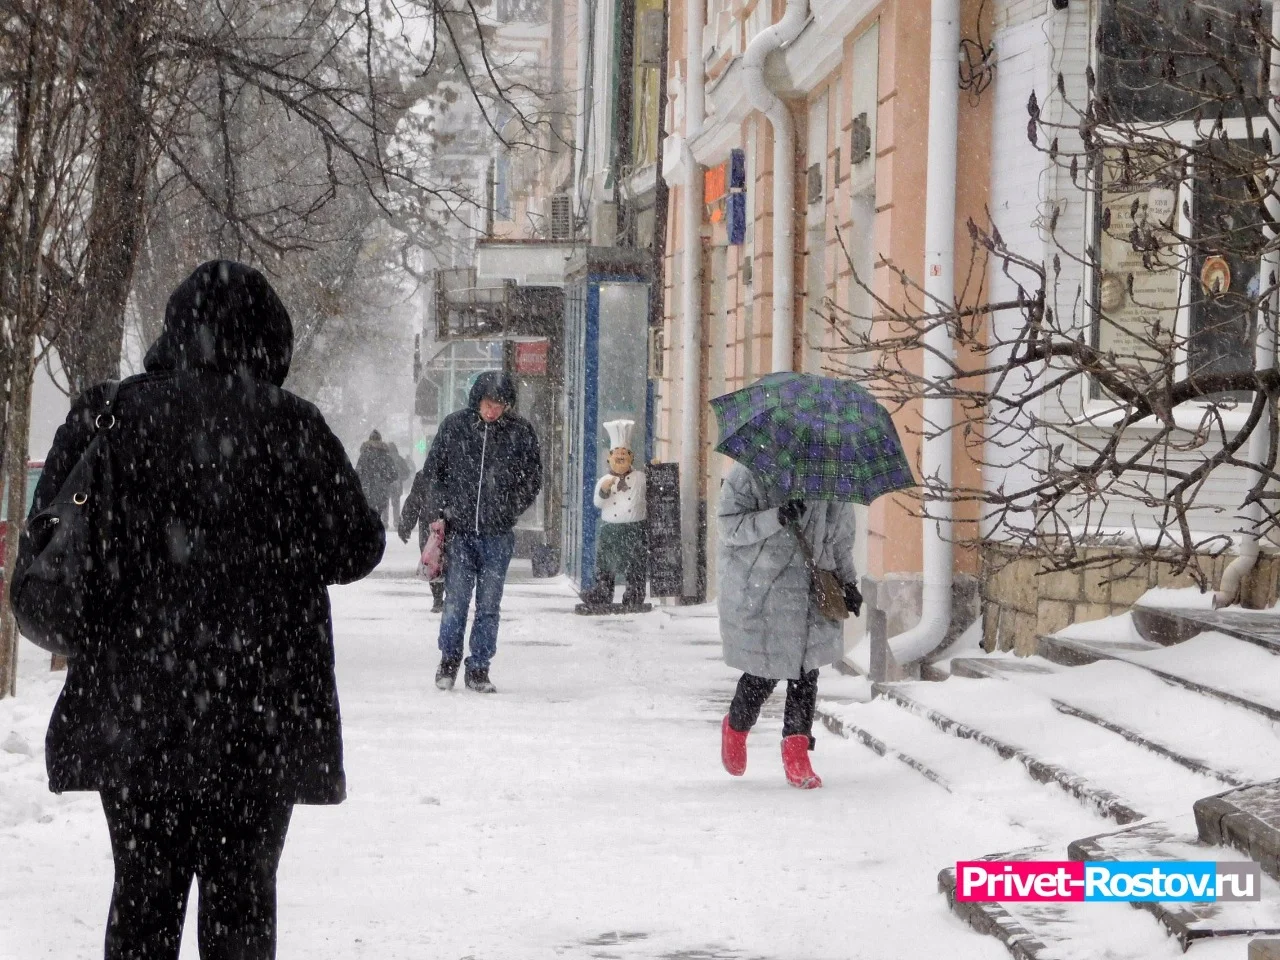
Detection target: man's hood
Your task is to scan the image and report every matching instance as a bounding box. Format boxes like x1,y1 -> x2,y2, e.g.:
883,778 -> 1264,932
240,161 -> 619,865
468,371 -> 518,412
143,260 -> 293,386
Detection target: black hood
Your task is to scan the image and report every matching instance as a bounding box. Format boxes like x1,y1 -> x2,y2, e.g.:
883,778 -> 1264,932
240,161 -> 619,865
468,371 -> 517,412
143,260 -> 293,386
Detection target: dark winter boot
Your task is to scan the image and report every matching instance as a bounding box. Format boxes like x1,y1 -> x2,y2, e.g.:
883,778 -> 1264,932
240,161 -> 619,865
430,581 -> 445,613
621,576 -> 647,609
581,574 -> 615,607
435,657 -> 461,691
781,735 -> 822,789
721,716 -> 748,776
465,666 -> 497,694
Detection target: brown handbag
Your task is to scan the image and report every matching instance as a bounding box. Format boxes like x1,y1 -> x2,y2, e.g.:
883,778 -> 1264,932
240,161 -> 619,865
790,524 -> 849,622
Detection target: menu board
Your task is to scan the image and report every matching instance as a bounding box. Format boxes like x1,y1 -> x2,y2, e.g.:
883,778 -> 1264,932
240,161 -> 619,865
1096,147 -> 1181,374
646,462 -> 683,598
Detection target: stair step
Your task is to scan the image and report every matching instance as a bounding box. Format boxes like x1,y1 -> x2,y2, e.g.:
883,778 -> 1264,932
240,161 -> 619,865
874,678 -> 1225,822
817,698 -> 1106,841
938,847 -> 1239,960
1134,606 -> 1280,655
1197,781 -> 1280,881
1068,819 -> 1280,948
952,656 -> 1279,787
1039,629 -> 1280,723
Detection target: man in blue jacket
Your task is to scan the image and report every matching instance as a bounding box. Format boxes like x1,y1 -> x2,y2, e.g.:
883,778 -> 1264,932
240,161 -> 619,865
416,371 -> 541,692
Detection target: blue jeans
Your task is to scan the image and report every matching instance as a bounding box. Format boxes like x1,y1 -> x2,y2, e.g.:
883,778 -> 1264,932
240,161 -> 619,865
438,532 -> 516,670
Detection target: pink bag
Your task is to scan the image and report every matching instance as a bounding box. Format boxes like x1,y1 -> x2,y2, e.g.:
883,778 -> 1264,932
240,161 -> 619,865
417,520 -> 446,582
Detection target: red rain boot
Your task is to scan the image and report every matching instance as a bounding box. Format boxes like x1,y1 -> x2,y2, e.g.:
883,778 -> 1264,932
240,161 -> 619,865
721,716 -> 748,776
781,735 -> 822,789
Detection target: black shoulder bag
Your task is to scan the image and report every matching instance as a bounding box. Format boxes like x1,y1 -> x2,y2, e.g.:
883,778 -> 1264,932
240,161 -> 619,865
11,382 -> 122,656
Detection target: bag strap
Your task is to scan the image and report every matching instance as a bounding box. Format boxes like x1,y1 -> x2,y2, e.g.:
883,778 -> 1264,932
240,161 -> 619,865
789,521 -> 819,572
94,380 -> 122,432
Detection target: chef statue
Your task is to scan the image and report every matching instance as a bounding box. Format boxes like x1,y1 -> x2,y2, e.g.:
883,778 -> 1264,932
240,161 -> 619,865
579,419 -> 649,612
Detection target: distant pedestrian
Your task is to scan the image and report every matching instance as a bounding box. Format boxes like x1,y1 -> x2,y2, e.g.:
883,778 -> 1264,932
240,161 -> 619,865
356,429 -> 398,526
14,260 -> 385,959
388,441 -> 412,528
421,371 -> 541,692
716,462 -> 859,789
400,462 -> 447,613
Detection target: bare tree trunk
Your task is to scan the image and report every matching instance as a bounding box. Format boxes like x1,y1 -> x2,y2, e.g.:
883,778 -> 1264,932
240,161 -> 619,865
63,3 -> 150,391
0,351 -> 35,698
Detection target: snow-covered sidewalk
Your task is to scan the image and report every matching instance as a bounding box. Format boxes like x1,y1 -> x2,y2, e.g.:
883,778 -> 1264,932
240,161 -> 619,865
3,540 -> 1038,959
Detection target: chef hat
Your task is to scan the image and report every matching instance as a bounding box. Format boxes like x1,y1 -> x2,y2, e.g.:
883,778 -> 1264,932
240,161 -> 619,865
603,419 -> 636,451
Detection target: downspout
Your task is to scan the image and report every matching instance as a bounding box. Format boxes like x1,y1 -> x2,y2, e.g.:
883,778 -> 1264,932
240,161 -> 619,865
886,0 -> 959,665
741,0 -> 808,373
1215,0 -> 1280,608
678,0 -> 706,598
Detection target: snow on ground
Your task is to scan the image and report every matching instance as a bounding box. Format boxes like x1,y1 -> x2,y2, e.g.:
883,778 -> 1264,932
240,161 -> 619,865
0,540 -> 1159,958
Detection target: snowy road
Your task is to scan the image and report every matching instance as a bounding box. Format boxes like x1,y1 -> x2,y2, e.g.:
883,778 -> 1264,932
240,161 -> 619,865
3,540 -> 1038,959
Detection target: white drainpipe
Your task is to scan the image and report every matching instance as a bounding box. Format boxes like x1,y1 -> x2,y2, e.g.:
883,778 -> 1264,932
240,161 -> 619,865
741,0 -> 808,373
1215,0 -> 1280,608
887,0 -> 959,666
678,0 -> 706,598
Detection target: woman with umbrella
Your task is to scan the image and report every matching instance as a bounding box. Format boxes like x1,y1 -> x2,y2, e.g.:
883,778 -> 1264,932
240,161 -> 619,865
713,373 -> 913,789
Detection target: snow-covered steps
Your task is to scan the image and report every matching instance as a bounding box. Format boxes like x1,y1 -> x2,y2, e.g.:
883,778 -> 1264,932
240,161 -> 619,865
1134,606 -> 1280,655
818,697 -> 1112,840
951,655 -> 1280,788
1068,819 -> 1280,948
871,678 -> 1230,822
1039,631 -> 1280,723
1197,782 -> 1280,881
938,846 -> 1240,960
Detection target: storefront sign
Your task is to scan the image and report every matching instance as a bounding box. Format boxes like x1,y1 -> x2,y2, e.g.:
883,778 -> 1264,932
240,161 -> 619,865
646,462 -> 683,598
1096,148 -> 1180,374
514,340 -> 549,375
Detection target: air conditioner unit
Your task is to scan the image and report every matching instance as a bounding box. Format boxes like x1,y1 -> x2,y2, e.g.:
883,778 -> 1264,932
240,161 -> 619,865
549,194 -> 573,240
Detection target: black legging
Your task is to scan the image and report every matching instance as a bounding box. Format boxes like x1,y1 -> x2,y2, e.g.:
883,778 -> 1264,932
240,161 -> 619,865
728,669 -> 819,740
101,787 -> 292,960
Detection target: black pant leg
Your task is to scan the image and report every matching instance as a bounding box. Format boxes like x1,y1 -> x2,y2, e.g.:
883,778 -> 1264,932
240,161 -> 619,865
430,580 -> 445,604
101,790 -> 196,960
782,669 -> 820,741
727,672 -> 780,732
194,790 -> 294,960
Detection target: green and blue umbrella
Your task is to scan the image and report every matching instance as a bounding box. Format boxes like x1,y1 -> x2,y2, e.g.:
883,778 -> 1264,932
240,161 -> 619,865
710,372 -> 914,504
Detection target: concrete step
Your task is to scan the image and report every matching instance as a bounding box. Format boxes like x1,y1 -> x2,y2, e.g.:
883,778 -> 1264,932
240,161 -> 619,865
1069,818 -> 1280,948
1038,630 -> 1280,723
1134,606 -> 1280,655
817,697 -> 1108,841
1197,781 -> 1280,882
952,655 -> 1280,788
939,846 -> 1243,960
872,677 -> 1226,822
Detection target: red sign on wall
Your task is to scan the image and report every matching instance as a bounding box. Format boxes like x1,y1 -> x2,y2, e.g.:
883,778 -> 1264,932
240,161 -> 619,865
514,340 -> 549,375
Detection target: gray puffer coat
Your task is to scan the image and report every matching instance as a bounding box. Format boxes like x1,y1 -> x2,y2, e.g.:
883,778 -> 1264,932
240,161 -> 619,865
717,462 -> 857,680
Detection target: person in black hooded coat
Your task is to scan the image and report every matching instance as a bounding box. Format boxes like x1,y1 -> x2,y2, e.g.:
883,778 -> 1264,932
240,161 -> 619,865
17,260 -> 385,960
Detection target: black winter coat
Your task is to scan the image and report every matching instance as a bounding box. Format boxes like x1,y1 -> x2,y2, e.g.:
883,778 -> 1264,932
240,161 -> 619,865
22,260 -> 385,804
423,372 -> 542,535
356,439 -> 398,504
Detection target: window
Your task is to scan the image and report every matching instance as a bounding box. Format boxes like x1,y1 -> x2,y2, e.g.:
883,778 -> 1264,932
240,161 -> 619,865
1090,0 -> 1273,400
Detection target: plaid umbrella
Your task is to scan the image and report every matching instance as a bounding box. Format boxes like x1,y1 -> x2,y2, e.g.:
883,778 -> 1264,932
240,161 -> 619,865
710,372 -> 914,504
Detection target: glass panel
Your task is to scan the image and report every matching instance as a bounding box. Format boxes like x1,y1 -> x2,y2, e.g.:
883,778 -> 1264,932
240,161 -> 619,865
514,374 -> 550,531
1188,138 -> 1265,393
595,282 -> 650,480
562,283 -> 587,582
1094,145 -> 1183,383
1097,0 -> 1271,124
